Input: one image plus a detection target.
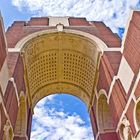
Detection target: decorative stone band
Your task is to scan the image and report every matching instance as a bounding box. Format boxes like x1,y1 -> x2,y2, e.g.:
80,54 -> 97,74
9,77 -> 20,106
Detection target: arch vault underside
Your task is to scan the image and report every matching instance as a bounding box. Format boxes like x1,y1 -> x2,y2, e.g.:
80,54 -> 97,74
21,32 -> 101,108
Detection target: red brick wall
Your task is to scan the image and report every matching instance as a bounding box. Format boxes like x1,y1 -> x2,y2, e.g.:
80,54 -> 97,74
0,104 -> 7,139
6,22 -> 54,48
97,54 -> 115,93
27,17 -> 49,26
92,21 -> 121,48
109,80 -> 127,127
6,17 -> 121,49
123,12 -> 140,74
90,107 -> 98,137
98,132 -> 119,140
14,137 -> 27,140
104,52 -> 122,75
12,55 -> 26,94
7,52 -> 26,94
0,18 -> 6,70
69,17 -> 90,26
3,81 -> 18,129
26,109 -> 32,139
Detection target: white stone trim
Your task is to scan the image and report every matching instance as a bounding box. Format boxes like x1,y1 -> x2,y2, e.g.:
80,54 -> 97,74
121,10 -> 133,53
104,48 -> 121,52
9,77 -> 19,106
49,17 -> 69,26
0,59 -> 10,95
117,56 -> 134,94
116,68 -> 140,132
8,48 -> 21,52
107,76 -> 118,103
95,132 -> 99,140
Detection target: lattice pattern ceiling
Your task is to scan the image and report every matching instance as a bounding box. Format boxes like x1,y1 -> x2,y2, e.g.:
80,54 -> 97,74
22,32 -> 100,107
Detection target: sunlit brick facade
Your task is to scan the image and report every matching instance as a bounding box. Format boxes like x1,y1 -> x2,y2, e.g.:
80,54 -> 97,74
0,11 -> 140,140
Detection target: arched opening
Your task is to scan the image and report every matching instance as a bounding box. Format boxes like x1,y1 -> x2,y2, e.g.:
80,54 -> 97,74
17,30 -> 105,139
31,94 -> 93,140
97,94 -> 115,132
136,101 -> 140,129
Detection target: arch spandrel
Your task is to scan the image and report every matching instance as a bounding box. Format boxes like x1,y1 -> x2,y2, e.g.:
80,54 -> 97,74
21,32 -> 101,108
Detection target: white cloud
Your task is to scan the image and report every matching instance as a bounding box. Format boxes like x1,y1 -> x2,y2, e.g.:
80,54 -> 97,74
31,96 -> 93,140
11,0 -> 140,33
34,95 -> 56,109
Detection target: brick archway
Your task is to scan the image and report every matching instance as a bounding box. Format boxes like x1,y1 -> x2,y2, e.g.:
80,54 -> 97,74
1,13 -> 140,140
0,17 -> 121,140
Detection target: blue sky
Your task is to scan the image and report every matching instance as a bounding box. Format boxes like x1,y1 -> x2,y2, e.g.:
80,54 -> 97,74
31,94 -> 93,140
0,0 -> 140,140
